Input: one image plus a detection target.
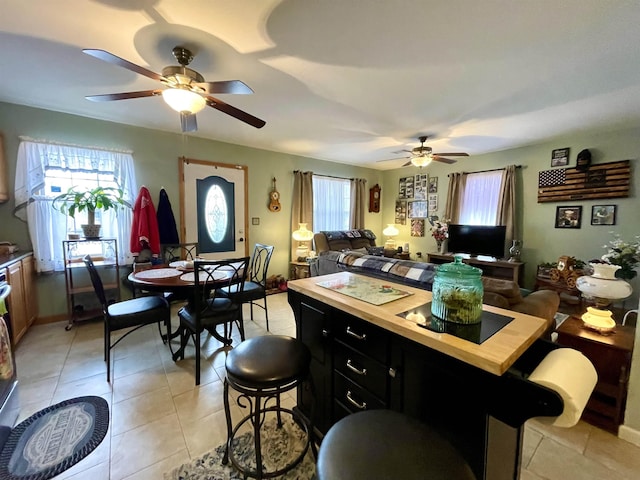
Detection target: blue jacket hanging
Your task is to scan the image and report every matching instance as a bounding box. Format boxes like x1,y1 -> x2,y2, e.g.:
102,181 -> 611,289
156,188 -> 180,244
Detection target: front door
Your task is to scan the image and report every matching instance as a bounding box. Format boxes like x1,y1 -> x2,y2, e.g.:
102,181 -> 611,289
180,157 -> 248,260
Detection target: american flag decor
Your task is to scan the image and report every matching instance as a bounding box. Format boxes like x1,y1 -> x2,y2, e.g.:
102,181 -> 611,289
538,169 -> 565,187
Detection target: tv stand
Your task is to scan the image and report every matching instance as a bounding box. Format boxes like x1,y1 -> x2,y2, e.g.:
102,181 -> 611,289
427,253 -> 524,286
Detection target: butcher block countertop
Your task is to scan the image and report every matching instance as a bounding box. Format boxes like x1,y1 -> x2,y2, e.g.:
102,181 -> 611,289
288,272 -> 548,376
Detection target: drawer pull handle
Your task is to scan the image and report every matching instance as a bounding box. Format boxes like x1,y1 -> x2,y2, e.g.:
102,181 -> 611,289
346,390 -> 367,410
322,329 -> 330,338
346,326 -> 367,341
346,359 -> 367,376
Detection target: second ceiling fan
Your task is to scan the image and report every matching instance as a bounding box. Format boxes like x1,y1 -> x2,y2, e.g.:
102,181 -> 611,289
396,136 -> 469,167
83,46 -> 266,132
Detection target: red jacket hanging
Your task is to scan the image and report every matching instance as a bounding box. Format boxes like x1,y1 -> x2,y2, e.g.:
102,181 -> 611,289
130,186 -> 161,257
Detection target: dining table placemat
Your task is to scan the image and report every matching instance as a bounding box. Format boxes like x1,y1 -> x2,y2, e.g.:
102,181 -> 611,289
179,271 -> 229,283
316,276 -> 413,306
134,268 -> 182,279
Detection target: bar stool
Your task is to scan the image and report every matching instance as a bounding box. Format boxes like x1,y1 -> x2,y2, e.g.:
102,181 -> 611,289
316,410 -> 476,480
222,335 -> 314,479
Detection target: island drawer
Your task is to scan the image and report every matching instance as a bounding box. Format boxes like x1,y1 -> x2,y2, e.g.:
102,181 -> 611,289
334,342 -> 388,398
334,370 -> 386,415
333,314 -> 389,363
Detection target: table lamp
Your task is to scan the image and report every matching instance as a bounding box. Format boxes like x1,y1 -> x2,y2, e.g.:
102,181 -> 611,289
292,223 -> 314,260
575,263 -> 632,332
383,224 -> 399,249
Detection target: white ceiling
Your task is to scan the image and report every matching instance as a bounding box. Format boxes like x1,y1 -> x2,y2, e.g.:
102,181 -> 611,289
2,0 -> 640,170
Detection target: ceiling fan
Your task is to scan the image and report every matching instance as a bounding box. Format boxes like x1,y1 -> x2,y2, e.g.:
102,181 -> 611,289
83,46 -> 266,132
395,136 -> 469,167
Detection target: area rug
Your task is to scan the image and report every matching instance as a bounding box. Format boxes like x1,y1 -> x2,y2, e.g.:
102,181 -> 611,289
164,418 -> 316,480
0,396 -> 109,480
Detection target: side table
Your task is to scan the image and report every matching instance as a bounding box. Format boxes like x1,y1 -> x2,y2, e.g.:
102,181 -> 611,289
290,261 -> 311,280
555,316 -> 634,433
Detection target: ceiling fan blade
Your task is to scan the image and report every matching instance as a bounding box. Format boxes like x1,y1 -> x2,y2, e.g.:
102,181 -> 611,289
433,152 -> 469,157
180,112 -> 198,132
83,49 -> 165,82
432,156 -> 457,164
194,80 -> 253,95
85,90 -> 162,102
392,149 -> 412,154
205,95 -> 266,129
402,161 -> 412,167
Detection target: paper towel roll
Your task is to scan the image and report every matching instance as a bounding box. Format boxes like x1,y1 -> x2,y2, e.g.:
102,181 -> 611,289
529,348 -> 597,428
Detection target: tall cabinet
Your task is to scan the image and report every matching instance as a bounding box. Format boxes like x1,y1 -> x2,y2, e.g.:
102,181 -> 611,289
2,252 -> 38,345
63,239 -> 119,330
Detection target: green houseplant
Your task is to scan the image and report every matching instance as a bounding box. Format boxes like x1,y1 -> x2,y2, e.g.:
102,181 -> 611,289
53,186 -> 124,238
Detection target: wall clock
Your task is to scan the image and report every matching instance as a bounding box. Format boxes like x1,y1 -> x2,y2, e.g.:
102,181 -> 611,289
369,184 -> 381,212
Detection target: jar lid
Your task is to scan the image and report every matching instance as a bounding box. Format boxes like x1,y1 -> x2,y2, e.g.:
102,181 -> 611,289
436,255 -> 482,277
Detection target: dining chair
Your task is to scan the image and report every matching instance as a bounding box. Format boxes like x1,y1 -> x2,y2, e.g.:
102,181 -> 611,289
161,242 -> 199,264
219,244 -> 274,331
83,255 -> 170,382
174,257 -> 250,385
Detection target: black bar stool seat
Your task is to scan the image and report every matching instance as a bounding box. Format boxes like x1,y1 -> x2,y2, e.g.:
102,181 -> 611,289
223,335 -> 314,479
317,410 -> 476,480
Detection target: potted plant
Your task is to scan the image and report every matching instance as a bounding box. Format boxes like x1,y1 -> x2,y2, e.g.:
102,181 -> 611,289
53,186 -> 124,239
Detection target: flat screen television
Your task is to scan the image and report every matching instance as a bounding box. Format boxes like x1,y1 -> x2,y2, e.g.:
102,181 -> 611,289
447,224 -> 507,259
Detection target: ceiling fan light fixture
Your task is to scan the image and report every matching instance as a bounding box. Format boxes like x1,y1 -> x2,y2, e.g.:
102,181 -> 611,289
162,88 -> 206,114
410,154 -> 433,168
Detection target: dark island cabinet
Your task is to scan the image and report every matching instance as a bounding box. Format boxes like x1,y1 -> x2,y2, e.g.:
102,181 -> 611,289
288,288 -> 563,480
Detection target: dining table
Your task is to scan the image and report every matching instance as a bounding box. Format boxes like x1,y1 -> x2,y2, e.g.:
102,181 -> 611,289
127,261 -> 243,356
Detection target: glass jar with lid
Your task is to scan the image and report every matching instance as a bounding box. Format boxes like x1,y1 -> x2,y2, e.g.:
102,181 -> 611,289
431,255 -> 484,324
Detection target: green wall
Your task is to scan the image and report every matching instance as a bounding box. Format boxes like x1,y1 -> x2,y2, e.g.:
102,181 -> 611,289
0,101 -> 383,317
2,101 -> 640,436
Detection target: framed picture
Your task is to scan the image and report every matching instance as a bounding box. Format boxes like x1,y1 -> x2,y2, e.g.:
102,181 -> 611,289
551,148 -> 570,167
408,200 -> 427,218
398,176 -> 414,199
428,193 -> 438,212
395,199 -> 407,225
411,218 -> 425,237
414,173 -> 428,199
555,206 -> 582,228
591,205 -> 616,225
428,176 -> 438,193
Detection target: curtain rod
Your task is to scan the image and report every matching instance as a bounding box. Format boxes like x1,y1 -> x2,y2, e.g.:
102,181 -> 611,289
19,136 -> 133,154
293,170 -> 355,181
448,165 -> 522,176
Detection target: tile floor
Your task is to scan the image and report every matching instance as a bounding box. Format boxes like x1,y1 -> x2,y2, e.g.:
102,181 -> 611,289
13,293 -> 640,479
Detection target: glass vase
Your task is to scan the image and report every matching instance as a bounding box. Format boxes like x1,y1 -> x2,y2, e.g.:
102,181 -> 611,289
431,255 -> 484,324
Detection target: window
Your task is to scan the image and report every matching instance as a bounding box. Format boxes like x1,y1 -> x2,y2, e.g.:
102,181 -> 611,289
14,141 -> 137,272
458,170 -> 503,225
312,176 -> 351,231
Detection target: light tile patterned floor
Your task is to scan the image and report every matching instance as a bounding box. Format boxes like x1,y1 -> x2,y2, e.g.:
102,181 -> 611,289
13,293 -> 640,479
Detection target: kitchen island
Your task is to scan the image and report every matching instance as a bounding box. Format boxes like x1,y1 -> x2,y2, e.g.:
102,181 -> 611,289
288,272 -> 563,480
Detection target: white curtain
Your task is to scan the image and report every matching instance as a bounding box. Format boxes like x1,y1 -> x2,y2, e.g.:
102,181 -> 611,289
458,170 -> 503,225
14,140 -> 137,272
313,176 -> 350,232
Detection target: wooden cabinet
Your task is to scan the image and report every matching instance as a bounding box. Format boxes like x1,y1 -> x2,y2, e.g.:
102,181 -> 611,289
63,239 -> 119,330
427,253 -> 524,286
22,255 -> 38,327
3,253 -> 37,345
6,261 -> 27,344
556,317 -> 634,433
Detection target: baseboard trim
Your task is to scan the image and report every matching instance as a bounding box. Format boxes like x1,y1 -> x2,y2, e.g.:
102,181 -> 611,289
33,314 -> 68,325
619,425 -> 640,447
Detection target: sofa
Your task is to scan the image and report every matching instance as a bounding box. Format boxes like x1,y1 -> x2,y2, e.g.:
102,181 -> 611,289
311,250 -> 560,338
313,230 -> 378,253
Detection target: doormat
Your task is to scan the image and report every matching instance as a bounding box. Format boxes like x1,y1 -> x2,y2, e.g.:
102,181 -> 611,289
0,396 -> 109,480
164,418 -> 316,480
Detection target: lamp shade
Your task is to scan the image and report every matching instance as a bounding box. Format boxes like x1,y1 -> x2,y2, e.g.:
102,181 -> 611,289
410,154 -> 433,168
162,88 -> 206,114
382,224 -> 399,237
292,223 -> 314,242
576,263 -> 632,301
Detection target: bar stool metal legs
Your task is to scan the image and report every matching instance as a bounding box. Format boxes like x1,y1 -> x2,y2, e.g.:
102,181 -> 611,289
222,335 -> 313,479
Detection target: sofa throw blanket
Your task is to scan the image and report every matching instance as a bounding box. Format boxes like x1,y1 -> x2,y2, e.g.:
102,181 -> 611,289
323,229 -> 376,241
337,252 -> 437,288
